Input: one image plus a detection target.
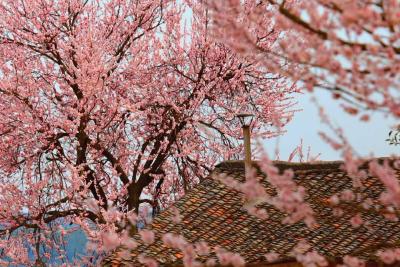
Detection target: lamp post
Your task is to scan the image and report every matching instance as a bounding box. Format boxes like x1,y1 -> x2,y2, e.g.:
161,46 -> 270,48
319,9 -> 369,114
236,113 -> 254,177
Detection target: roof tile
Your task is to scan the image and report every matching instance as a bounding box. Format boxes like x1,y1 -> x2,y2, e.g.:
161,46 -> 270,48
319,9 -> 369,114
104,158 -> 400,266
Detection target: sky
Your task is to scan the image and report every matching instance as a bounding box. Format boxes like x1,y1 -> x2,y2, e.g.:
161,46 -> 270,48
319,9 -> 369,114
262,89 -> 399,161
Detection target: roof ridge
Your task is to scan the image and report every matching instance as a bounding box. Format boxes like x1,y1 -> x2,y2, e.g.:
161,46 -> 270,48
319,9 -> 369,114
215,157 -> 398,172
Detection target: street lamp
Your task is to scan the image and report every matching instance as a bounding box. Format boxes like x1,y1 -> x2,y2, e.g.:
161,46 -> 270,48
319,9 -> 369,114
236,113 -> 254,177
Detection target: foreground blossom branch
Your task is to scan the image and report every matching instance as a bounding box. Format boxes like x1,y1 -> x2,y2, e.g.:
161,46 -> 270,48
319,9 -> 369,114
209,0 -> 400,118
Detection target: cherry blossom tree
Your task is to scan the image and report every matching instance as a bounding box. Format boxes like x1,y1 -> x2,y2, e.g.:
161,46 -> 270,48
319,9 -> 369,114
0,0 -> 296,265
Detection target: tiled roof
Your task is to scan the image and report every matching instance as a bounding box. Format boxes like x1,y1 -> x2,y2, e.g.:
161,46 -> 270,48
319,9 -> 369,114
104,158 -> 400,266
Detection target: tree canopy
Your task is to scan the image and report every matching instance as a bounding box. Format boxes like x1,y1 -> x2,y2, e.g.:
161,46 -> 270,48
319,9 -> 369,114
0,0 -> 399,266
0,1 -> 296,265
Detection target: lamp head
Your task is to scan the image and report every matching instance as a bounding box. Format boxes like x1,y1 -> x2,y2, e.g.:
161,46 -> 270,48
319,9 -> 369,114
236,113 -> 254,127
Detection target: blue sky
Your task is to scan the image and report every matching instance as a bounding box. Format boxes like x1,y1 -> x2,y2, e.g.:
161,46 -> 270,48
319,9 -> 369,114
263,90 -> 399,161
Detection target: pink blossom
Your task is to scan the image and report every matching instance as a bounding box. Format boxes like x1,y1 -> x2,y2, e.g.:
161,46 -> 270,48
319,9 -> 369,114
127,211 -> 138,225
361,198 -> 373,210
293,241 -> 327,267
296,251 -> 328,267
205,258 -> 217,267
383,213 -> 399,222
86,242 -> 98,252
350,213 -> 363,228
369,160 -> 400,208
257,156 -> 315,227
215,247 -> 245,267
360,114 -> 370,122
138,254 -> 159,267
101,231 -> 120,251
181,243 -> 196,259
343,106 -> 359,116
85,198 -> 100,213
122,238 -> 138,250
171,207 -> 182,223
183,258 -> 202,267
332,208 -> 344,217
195,241 -> 210,256
264,252 -> 280,262
118,249 -> 132,260
342,256 -> 365,267
292,240 -> 311,255
162,233 -> 187,249
139,230 -> 155,245
377,249 -> 397,265
329,194 -> 340,205
340,190 -> 355,202
230,253 -> 246,267
246,206 -> 269,220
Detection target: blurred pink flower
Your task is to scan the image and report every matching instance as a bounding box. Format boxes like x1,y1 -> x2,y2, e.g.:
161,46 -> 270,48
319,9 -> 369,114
171,207 -> 182,223
342,255 -> 365,267
205,258 -> 216,267
195,241 -> 210,256
139,229 -> 155,244
138,254 -> 158,267
264,252 -> 280,262
377,248 -> 400,265
350,213 -> 363,228
101,231 -> 120,251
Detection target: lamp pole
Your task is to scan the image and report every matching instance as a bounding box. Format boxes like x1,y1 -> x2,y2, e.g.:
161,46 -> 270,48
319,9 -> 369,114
236,113 -> 254,178
243,124 -> 251,175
